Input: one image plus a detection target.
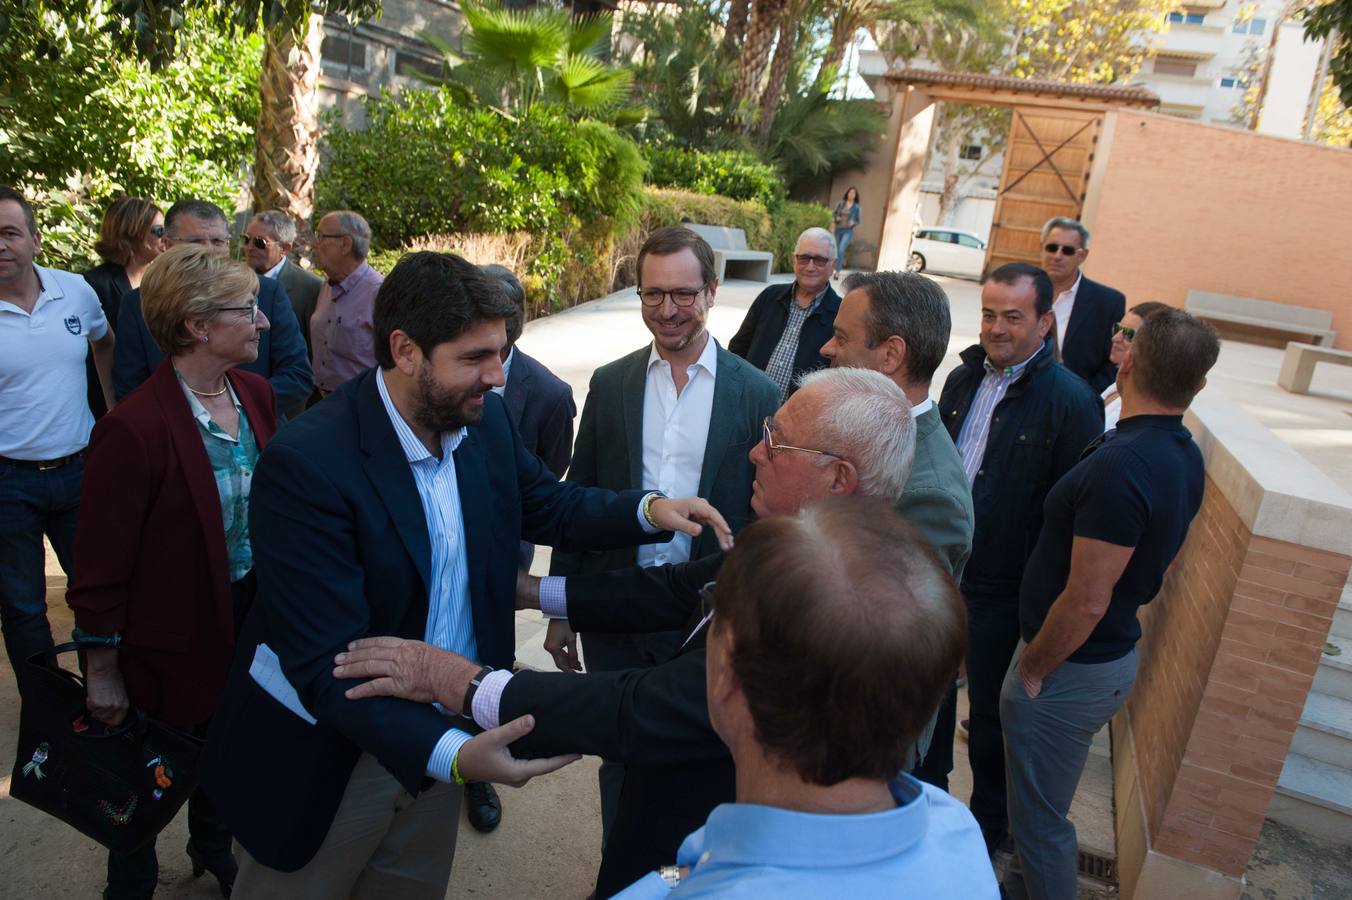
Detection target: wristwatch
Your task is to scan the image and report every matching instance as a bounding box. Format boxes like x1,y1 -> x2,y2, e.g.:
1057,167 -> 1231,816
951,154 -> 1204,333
461,665 -> 494,719
658,865 -> 681,889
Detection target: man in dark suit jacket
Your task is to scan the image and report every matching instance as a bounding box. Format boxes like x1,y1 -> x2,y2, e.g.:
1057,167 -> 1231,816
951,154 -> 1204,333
549,227 -> 779,845
819,270 -> 975,790
242,210 -> 323,352
729,227 -> 841,400
333,367 -> 917,897
203,252 -> 730,897
112,200 -> 313,418
1040,216 -> 1126,392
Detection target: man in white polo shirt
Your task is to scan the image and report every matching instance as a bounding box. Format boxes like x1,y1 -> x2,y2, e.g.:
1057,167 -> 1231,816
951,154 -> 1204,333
0,186 -> 115,692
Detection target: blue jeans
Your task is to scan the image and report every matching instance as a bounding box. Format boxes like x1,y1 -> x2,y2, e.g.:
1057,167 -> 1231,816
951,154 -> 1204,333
1001,640 -> 1138,900
835,228 -> 854,272
0,457 -> 82,690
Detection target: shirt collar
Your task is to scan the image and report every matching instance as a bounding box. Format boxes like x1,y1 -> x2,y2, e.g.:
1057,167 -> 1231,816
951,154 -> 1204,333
330,261 -> 374,295
376,368 -> 467,463
910,397 -> 934,418
175,369 -> 244,440
647,333 -> 718,378
790,282 -> 829,313
983,342 -> 1043,378
685,775 -> 929,871
1056,272 -> 1083,302
263,257 -> 287,280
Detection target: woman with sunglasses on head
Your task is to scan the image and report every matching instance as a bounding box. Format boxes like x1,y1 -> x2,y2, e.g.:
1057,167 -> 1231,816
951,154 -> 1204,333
82,198 -> 166,417
1102,301 -> 1170,431
67,244 -> 276,900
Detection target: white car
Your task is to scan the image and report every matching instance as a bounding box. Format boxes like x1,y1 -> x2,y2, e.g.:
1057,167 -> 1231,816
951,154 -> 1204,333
907,227 -> 987,280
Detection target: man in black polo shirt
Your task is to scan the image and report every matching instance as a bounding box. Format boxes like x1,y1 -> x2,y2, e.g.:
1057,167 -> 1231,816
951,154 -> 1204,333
1000,309 -> 1220,900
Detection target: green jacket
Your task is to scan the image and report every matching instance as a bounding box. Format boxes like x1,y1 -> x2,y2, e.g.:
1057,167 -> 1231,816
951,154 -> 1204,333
899,404 -> 974,581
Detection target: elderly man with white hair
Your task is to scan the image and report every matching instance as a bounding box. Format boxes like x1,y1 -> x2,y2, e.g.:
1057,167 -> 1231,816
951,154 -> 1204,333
729,226 -> 840,400
310,209 -> 383,396
331,367 -> 922,896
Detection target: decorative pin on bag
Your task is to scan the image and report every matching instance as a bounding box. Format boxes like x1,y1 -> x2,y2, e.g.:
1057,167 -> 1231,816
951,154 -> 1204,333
22,742 -> 49,779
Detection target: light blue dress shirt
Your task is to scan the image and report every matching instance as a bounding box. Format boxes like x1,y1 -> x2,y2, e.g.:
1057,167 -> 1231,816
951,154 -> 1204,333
955,344 -> 1043,485
375,369 -> 475,779
613,774 -> 999,899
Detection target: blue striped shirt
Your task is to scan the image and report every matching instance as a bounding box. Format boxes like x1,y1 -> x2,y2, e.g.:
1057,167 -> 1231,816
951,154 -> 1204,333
955,345 -> 1042,486
375,369 -> 473,780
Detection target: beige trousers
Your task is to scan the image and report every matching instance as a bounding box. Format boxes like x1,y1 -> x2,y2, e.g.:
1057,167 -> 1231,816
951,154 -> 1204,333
234,752 -> 461,900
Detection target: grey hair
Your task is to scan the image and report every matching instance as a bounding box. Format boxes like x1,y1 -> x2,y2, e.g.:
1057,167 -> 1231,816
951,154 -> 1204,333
326,209 -> 372,259
842,270 -> 951,385
251,210 -> 298,245
797,226 -> 838,260
1040,216 -> 1089,248
796,367 -> 915,500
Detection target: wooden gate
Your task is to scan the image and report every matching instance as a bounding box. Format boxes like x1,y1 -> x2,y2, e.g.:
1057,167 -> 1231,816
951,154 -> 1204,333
986,109 -> 1102,274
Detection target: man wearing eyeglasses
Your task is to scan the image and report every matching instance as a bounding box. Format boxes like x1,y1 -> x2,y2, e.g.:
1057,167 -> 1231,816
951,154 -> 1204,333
310,209 -> 384,401
550,225 -> 779,848
1039,217 -> 1125,393
112,199 -> 312,417
242,210 -> 323,353
729,227 -> 841,400
332,367 -> 917,897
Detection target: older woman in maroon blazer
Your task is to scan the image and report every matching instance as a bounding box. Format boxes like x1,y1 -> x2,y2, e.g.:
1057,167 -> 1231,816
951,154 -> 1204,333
67,244 -> 276,900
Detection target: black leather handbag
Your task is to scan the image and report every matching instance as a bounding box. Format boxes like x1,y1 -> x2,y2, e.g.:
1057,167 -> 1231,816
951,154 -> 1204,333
9,642 -> 204,855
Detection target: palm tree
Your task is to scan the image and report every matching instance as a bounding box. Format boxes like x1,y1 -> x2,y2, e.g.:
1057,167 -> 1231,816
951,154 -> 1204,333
816,0 -> 978,92
755,0 -> 814,141
424,0 -> 633,119
730,0 -> 790,129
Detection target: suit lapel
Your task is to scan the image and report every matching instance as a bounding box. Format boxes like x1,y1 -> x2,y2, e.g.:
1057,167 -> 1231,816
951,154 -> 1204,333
697,344 -> 738,499
1061,276 -> 1095,349
151,363 -> 233,634
356,373 -> 432,592
620,350 -> 648,489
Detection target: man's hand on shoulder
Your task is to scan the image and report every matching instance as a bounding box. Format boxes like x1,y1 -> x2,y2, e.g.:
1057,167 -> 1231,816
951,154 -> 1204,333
334,637 -> 479,710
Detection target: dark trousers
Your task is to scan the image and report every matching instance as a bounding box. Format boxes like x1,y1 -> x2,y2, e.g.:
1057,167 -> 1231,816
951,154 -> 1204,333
0,457 -> 82,693
582,628 -> 684,849
912,680 -> 958,792
106,572 -> 254,899
965,590 -> 1023,846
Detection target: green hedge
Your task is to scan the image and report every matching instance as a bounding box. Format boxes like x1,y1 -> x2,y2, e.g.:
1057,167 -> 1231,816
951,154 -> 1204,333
317,89 -> 644,307
643,146 -> 786,209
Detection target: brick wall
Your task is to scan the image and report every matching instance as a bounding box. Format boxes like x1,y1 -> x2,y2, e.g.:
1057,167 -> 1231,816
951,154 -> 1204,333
1124,475 -> 1350,878
1084,111 -> 1352,350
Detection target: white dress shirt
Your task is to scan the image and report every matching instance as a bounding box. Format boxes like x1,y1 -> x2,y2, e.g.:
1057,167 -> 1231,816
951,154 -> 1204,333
1051,272 -> 1083,352
636,335 -> 718,568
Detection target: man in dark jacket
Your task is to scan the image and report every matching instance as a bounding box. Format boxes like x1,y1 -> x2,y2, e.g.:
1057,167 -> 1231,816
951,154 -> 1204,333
937,262 -> 1102,853
1040,216 -> 1126,392
728,227 -> 840,400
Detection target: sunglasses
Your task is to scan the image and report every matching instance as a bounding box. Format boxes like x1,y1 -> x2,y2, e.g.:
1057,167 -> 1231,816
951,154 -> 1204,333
241,235 -> 277,250
794,253 -> 832,268
1111,322 -> 1136,341
637,285 -> 707,308
1043,243 -> 1082,257
217,299 -> 260,323
761,416 -> 840,462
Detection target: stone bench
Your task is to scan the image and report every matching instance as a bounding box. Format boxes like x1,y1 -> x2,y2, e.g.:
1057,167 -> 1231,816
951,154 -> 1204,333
1277,341 -> 1352,394
682,223 -> 773,282
1185,290 -> 1336,346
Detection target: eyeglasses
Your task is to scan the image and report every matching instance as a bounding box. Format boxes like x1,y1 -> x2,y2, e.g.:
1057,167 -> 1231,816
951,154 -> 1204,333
794,253 -> 832,268
149,225 -> 165,238
315,232 -> 349,242
1043,243 -> 1082,257
217,299 -> 259,323
1111,322 -> 1136,341
761,416 -> 840,462
241,235 -> 277,250
637,285 -> 707,307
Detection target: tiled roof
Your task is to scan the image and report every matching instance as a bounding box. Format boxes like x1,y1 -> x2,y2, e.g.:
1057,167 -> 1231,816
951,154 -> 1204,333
883,68 -> 1160,107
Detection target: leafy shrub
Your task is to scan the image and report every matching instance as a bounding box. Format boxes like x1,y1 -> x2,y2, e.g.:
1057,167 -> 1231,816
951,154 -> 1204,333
1,5 -> 261,270
644,146 -> 786,209
316,88 -> 644,307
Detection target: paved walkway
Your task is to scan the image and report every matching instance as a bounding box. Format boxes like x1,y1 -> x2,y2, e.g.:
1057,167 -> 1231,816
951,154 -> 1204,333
3,273 -> 1348,898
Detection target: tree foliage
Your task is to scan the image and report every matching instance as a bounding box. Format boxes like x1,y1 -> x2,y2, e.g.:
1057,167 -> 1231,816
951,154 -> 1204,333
1300,0 -> 1352,108
0,2 -> 261,268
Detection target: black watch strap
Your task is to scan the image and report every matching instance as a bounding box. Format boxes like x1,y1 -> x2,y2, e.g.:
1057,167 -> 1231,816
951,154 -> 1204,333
462,665 -> 494,719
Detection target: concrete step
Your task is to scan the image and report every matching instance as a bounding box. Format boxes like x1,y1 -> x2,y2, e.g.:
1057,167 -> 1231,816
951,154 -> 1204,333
1270,752 -> 1352,847
1291,691 -> 1352,768
1313,633 -> 1352,701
